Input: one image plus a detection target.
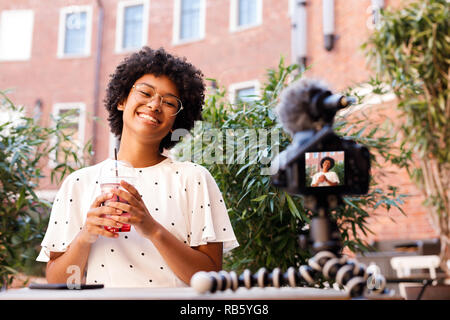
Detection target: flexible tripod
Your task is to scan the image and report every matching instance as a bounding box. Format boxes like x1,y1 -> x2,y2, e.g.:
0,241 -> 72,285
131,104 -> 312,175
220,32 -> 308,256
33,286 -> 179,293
191,194 -> 388,298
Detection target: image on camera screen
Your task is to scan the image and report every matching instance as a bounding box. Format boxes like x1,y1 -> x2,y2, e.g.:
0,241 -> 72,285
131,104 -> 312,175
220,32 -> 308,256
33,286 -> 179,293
306,151 -> 344,188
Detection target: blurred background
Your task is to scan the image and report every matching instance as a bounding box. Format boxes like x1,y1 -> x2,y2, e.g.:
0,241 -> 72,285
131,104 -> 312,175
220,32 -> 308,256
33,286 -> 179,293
0,0 -> 445,292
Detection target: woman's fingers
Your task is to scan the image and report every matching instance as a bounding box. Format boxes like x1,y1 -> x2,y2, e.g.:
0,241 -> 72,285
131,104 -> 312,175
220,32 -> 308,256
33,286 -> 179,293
88,205 -> 123,218
106,201 -> 132,213
86,225 -> 118,238
109,214 -> 131,224
120,180 -> 142,201
88,215 -> 123,229
110,187 -> 141,208
90,192 -> 114,209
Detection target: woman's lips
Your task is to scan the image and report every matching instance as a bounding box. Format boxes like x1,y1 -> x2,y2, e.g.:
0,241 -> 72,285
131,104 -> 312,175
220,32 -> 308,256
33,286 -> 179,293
136,112 -> 160,126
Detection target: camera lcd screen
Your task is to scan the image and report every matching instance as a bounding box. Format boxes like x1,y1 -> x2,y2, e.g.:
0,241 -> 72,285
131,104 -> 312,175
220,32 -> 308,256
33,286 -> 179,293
305,151 -> 345,188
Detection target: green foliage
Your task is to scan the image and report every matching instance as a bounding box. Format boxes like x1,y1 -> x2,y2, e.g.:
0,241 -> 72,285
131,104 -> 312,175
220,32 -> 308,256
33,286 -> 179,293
173,58 -> 407,274
0,91 -> 93,288
362,0 -> 449,273
362,0 -> 449,164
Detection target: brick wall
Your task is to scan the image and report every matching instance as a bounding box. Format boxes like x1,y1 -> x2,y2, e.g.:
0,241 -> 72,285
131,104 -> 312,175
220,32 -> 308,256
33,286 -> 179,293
0,0 -> 439,249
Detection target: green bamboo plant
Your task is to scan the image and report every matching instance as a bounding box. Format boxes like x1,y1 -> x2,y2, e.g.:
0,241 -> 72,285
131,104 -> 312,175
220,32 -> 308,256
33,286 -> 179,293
362,0 -> 449,276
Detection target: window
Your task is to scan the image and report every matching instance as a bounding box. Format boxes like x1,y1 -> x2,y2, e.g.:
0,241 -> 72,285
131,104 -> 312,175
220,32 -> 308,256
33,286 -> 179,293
229,80 -> 260,104
50,103 -> 86,167
0,10 -> 34,61
116,0 -> 149,53
230,0 -> 262,32
173,0 -> 206,44
236,87 -> 256,103
58,6 -> 92,58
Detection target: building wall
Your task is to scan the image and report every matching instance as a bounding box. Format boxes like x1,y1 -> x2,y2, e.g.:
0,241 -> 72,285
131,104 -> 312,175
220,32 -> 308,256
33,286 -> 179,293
0,0 -> 438,244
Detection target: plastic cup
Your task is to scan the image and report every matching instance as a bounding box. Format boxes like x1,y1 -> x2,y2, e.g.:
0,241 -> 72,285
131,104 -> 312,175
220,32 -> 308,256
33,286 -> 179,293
100,176 -> 136,232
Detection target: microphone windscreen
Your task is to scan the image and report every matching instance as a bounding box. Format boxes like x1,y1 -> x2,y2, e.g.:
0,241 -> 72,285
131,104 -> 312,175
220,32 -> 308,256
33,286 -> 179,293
275,78 -> 331,136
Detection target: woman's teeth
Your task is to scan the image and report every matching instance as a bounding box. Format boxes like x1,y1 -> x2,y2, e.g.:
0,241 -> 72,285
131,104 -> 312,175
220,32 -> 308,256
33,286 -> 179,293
138,113 -> 158,123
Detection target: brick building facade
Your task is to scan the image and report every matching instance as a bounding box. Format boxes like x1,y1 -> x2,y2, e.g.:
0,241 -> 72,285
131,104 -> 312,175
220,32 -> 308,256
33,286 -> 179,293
0,0 -> 438,245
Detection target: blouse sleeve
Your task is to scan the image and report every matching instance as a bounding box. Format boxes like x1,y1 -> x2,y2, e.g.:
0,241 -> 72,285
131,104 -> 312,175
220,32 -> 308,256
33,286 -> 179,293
186,165 -> 239,253
329,172 -> 340,183
36,172 -> 86,263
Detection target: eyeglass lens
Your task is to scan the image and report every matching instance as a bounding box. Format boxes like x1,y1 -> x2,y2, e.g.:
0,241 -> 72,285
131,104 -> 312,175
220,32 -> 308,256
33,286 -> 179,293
134,83 -> 181,110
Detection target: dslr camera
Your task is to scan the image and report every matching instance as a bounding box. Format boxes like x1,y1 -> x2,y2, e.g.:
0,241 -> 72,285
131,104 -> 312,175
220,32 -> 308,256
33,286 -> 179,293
270,79 -> 371,201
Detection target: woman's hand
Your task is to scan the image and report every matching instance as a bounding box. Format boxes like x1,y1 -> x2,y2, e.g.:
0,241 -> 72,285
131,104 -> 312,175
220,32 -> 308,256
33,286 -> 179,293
106,180 -> 158,239
79,193 -> 125,244
317,175 -> 326,183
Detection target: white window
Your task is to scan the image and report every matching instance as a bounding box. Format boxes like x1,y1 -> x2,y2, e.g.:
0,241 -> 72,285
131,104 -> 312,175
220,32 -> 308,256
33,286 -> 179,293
230,0 -> 262,32
57,6 -> 93,58
49,103 -> 86,167
229,80 -> 260,104
0,10 -> 34,61
116,0 -> 149,53
173,0 -> 206,45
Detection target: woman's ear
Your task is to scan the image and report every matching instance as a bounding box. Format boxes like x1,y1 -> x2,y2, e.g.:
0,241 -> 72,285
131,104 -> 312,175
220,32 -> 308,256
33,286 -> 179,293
117,103 -> 124,111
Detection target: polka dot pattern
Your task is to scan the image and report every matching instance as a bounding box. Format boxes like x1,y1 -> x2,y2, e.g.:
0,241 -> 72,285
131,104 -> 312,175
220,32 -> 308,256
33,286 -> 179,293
36,157 -> 239,288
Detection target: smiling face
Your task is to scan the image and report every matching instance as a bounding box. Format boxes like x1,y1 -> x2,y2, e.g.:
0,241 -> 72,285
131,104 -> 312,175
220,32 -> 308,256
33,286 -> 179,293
322,160 -> 331,172
117,74 -> 180,145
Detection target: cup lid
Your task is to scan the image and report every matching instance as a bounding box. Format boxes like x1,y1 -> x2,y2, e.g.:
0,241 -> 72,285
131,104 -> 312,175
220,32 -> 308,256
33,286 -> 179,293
99,159 -> 137,180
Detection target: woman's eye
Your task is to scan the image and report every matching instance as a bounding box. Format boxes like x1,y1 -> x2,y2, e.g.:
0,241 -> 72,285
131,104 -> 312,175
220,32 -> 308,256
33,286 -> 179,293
164,102 -> 176,108
139,91 -> 151,97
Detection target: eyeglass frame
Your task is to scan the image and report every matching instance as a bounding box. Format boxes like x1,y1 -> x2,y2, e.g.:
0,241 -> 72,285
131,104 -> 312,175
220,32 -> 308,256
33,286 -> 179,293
131,83 -> 184,116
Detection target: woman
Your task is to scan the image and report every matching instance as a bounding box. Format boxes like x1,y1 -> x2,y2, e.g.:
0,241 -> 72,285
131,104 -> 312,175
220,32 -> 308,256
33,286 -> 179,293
37,47 -> 239,288
311,156 -> 340,187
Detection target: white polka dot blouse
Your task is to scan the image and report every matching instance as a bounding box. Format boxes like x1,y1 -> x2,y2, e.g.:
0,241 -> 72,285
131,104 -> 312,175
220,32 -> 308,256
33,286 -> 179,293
36,157 -> 239,287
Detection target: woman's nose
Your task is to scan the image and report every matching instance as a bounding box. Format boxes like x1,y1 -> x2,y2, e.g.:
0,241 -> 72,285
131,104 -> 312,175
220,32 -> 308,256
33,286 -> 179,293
146,98 -> 162,112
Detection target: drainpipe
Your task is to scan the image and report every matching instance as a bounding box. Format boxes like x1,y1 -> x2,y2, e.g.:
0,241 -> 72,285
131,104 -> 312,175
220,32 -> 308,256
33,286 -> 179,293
291,0 -> 308,69
92,0 -> 104,164
322,0 -> 335,51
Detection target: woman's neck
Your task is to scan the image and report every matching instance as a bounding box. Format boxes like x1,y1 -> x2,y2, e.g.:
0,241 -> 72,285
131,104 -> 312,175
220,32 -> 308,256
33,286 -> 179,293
116,138 -> 166,168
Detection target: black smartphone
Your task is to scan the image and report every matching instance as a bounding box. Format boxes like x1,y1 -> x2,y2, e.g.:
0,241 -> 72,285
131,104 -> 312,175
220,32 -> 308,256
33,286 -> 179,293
29,283 -> 104,290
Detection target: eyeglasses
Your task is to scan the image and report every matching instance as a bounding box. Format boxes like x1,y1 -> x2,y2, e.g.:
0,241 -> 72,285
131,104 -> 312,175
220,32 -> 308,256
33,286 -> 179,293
132,83 -> 184,116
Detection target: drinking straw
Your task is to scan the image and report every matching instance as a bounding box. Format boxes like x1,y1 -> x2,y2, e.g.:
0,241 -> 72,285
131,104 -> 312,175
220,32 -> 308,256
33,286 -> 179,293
114,147 -> 119,201
114,147 -> 119,178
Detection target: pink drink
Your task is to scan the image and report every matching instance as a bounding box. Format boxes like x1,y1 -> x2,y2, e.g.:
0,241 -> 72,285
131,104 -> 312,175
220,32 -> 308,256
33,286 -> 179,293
100,182 -> 131,232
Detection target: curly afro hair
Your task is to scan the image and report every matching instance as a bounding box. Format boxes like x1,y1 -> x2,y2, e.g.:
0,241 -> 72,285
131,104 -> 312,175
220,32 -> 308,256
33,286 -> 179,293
104,46 -> 205,153
320,156 -> 335,169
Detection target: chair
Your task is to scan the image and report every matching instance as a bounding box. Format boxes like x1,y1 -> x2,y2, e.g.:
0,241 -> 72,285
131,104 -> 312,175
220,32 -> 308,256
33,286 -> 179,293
390,255 -> 441,299
390,255 -> 440,279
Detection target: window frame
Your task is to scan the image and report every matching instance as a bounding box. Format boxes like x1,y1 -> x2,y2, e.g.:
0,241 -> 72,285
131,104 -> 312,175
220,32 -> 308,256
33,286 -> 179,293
115,0 -> 150,54
228,80 -> 260,104
48,102 -> 87,168
0,9 -> 34,61
172,0 -> 206,46
57,5 -> 93,59
229,0 -> 263,33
